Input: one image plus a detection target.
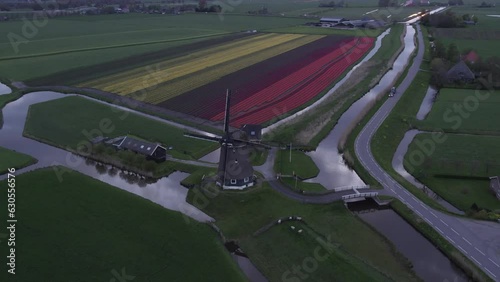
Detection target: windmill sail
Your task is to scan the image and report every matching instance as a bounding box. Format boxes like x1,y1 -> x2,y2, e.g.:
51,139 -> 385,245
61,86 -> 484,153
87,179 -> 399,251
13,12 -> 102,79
223,89 -> 231,136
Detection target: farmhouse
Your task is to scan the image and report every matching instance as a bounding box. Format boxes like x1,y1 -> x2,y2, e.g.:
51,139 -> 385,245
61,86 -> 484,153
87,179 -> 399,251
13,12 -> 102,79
446,60 -> 475,83
490,176 -> 500,200
463,50 -> 479,64
320,17 -> 348,24
109,136 -> 167,162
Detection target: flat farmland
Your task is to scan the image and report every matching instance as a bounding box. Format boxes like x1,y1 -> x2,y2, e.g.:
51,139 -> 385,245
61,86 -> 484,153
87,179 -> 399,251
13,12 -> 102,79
432,6 -> 500,58
80,33 -> 324,101
419,88 -> 500,134
79,31 -> 374,126
162,35 -> 374,126
0,13 -> 309,81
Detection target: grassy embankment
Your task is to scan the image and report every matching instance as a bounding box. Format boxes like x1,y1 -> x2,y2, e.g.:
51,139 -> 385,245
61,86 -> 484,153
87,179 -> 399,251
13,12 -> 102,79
391,200 -> 494,282
23,96 -> 218,176
0,168 -> 246,282
0,13 -> 308,82
187,182 -> 420,282
404,88 -> 500,215
433,6 -> 500,58
274,149 -> 325,192
0,146 -> 37,174
404,133 -> 500,213
343,25 -> 494,281
266,23 -> 404,148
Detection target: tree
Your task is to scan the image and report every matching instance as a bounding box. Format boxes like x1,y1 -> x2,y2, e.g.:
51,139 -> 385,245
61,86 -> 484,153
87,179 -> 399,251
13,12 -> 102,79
101,6 -> 116,14
434,40 -> 446,58
446,43 -> 460,63
198,0 -> 207,10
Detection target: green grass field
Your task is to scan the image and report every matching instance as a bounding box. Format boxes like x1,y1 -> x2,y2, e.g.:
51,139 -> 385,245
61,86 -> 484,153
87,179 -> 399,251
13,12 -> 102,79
187,182 -> 419,281
0,13 -> 307,81
281,177 -> 327,192
0,168 -> 246,282
265,25 -> 384,37
274,150 -> 319,179
419,88 -> 500,134
432,6 -> 500,58
23,96 -> 217,159
0,146 -> 37,174
405,133 -> 500,211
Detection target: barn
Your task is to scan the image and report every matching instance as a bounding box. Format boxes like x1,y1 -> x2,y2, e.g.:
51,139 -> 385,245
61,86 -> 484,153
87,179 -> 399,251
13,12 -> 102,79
111,136 -> 167,162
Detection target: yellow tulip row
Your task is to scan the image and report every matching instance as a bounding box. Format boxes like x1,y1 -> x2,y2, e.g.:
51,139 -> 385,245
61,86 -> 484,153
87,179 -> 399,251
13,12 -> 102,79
78,33 -> 277,90
131,34 -> 324,105
80,33 -> 301,94
107,33 -> 303,94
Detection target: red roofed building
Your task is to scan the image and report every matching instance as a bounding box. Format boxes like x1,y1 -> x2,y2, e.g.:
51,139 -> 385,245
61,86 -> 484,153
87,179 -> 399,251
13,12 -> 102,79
464,51 -> 479,64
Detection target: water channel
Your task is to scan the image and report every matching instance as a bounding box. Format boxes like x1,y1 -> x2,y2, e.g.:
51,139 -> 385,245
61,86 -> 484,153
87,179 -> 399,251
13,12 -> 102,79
348,199 -> 468,281
0,82 -> 11,95
306,24 -> 416,189
0,13 -> 466,281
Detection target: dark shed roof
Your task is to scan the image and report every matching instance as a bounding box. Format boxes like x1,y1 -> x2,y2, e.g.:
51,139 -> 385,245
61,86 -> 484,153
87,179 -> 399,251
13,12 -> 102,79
116,136 -> 164,156
447,61 -> 475,81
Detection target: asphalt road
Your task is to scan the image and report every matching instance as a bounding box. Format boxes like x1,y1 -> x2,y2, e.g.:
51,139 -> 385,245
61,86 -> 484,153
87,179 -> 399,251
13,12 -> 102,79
355,24 -> 500,280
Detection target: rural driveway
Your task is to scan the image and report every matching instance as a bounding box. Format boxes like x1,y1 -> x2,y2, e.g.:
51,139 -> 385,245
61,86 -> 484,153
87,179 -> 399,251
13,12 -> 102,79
355,24 -> 500,280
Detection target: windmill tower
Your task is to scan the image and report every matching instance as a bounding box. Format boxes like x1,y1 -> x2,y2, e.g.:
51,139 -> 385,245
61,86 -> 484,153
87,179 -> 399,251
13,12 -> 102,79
185,89 -> 269,189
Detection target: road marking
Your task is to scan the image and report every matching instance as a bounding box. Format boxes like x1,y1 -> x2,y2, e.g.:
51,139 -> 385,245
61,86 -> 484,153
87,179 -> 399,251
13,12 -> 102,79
484,267 -> 496,278
407,203 -> 414,209
436,226 -> 444,234
475,247 -> 486,256
446,236 -> 456,244
415,210 -> 423,217
424,217 -> 433,226
390,188 -> 396,193
411,196 -> 418,202
403,190 -> 410,196
440,219 -> 449,227
489,258 -> 500,268
458,246 -> 468,254
471,256 -> 482,266
430,211 -> 438,218
420,203 -> 428,210
463,237 -> 472,246
451,228 -> 459,236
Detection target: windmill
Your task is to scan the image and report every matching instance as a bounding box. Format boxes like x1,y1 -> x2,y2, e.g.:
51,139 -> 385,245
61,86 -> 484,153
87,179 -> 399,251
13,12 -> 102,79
184,89 -> 270,189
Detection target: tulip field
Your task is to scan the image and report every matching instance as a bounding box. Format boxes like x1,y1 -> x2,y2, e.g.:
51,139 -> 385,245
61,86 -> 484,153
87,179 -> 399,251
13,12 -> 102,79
80,32 -> 374,126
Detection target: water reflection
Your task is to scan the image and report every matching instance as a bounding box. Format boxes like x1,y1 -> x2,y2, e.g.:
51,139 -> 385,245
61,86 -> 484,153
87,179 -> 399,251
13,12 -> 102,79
416,86 -> 437,120
392,130 -> 464,214
0,91 -> 212,222
0,82 -> 11,95
306,25 -> 417,189
349,199 -> 468,282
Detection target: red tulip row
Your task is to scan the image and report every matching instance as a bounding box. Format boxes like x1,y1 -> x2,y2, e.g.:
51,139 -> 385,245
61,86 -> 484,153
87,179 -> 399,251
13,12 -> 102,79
178,37 -> 357,120
210,38 -> 360,121
228,37 -> 375,127
209,37 -> 374,127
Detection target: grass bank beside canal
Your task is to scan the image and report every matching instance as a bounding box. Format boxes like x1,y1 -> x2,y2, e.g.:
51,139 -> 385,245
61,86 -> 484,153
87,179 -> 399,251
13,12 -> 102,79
187,182 -> 420,282
23,96 -> 217,160
0,146 -> 37,174
391,200 -> 494,282
0,167 -> 246,282
344,25 -> 493,281
267,24 -> 404,147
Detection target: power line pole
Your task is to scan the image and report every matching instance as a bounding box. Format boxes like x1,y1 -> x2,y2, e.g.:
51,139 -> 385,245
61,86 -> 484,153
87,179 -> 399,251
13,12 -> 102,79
289,142 -> 292,163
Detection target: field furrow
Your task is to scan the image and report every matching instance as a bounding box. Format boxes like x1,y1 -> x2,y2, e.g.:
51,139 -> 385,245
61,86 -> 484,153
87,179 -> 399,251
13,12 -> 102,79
130,35 -> 324,104
82,33 -> 303,94
77,33 -> 275,89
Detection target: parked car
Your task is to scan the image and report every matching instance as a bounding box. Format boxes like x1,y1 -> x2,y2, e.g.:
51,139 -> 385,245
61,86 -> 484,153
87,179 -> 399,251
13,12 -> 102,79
389,86 -> 396,97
